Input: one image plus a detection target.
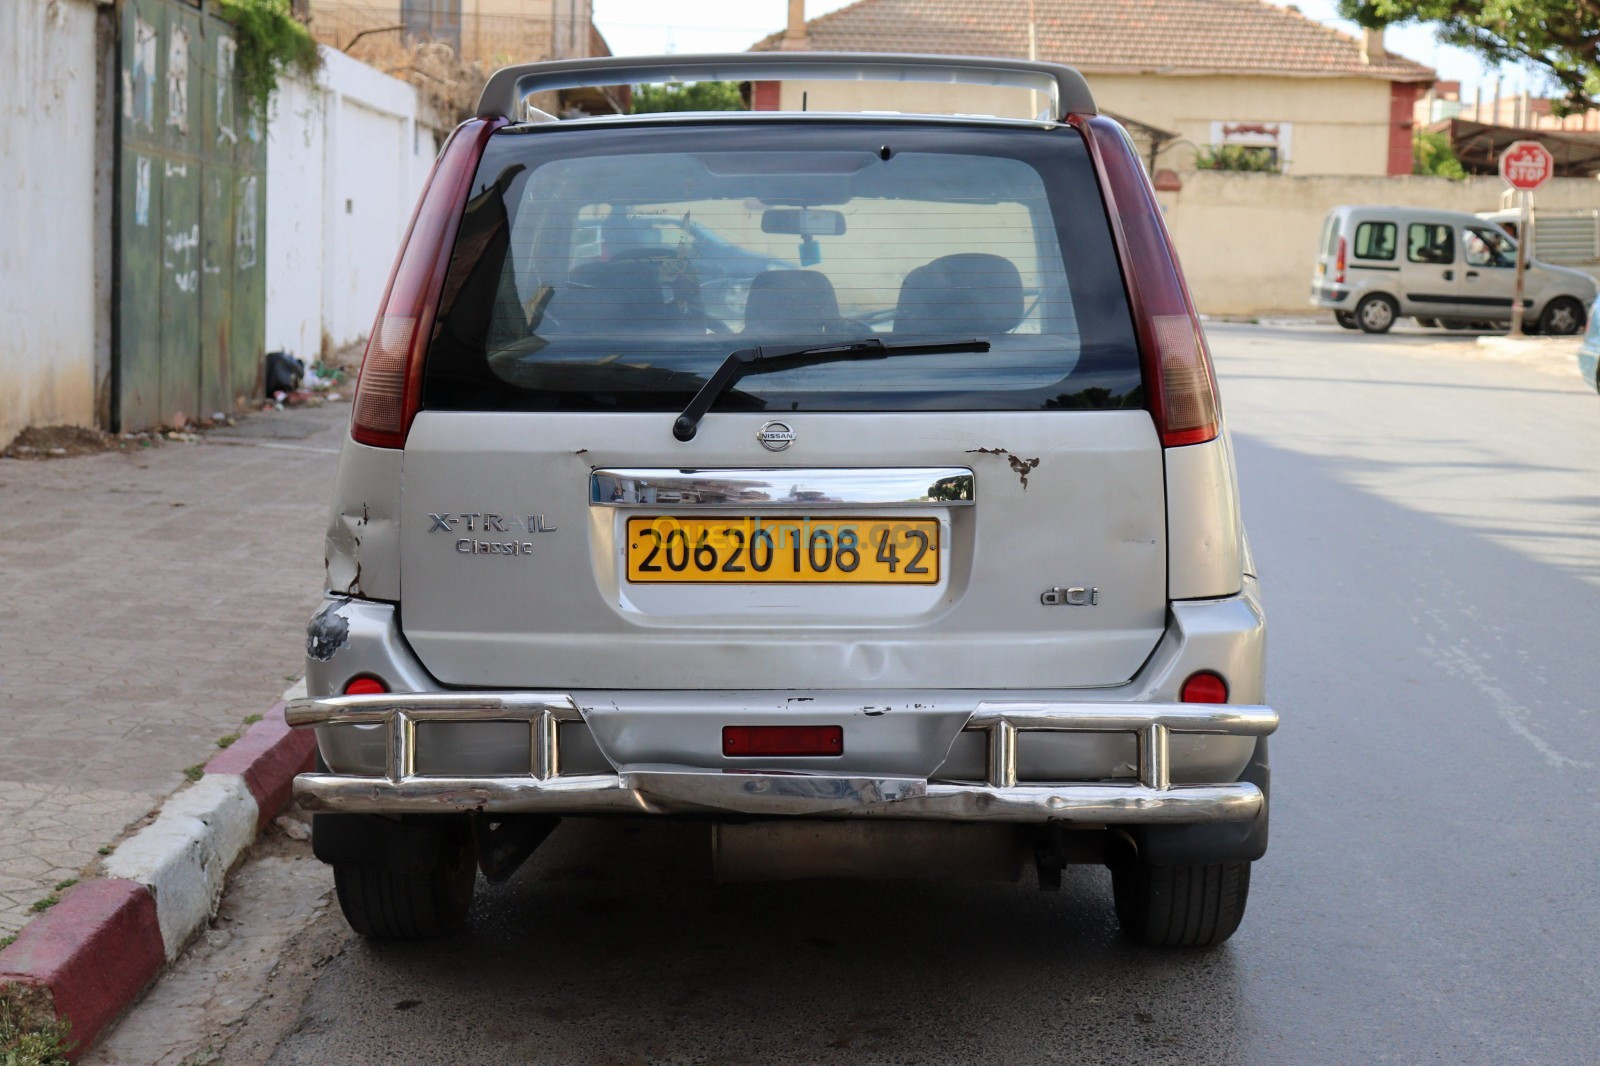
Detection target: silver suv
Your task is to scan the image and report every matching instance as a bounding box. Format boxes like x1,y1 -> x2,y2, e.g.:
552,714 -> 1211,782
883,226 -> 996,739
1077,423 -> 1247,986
289,53 -> 1277,948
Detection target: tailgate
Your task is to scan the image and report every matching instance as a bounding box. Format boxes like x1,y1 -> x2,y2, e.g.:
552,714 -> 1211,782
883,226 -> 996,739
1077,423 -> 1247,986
399,408 -> 1165,690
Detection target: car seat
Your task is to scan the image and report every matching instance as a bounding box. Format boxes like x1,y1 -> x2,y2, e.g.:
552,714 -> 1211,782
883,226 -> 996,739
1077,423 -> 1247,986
742,270 -> 850,336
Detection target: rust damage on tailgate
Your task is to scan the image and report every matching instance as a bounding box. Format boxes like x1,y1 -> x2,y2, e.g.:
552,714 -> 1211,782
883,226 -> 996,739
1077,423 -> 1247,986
966,447 -> 1040,490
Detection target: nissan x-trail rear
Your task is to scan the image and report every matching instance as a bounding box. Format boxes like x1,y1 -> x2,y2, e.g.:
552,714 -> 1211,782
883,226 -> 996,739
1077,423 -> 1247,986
291,53 -> 1277,948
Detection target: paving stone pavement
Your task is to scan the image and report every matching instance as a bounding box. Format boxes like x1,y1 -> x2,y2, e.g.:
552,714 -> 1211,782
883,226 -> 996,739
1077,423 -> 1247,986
0,403 -> 349,936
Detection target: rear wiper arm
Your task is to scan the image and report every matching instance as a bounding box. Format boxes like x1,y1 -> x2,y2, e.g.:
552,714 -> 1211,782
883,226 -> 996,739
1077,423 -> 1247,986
672,337 -> 990,442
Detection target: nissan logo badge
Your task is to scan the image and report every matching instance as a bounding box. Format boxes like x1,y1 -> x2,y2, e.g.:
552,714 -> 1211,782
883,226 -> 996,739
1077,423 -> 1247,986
757,420 -> 795,452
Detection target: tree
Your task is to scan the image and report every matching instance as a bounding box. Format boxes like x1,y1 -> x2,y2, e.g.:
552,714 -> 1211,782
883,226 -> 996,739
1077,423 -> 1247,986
1413,129 -> 1468,177
1338,1 -> 1600,113
630,81 -> 745,114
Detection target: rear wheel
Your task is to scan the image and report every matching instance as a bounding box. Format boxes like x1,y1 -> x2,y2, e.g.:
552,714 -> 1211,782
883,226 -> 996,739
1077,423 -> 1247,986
332,818 -> 477,939
1355,293 -> 1397,333
1110,859 -> 1251,947
1539,296 -> 1586,336
1333,310 -> 1358,330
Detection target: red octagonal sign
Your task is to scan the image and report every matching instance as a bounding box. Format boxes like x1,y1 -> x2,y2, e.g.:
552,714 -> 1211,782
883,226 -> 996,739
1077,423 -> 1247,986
1500,140 -> 1554,190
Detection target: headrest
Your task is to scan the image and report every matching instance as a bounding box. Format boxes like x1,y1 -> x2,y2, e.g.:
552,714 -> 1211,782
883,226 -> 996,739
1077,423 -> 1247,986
895,253 -> 1023,336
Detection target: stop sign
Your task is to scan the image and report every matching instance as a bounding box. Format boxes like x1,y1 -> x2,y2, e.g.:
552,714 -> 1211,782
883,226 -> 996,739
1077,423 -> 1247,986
1500,140 -> 1554,190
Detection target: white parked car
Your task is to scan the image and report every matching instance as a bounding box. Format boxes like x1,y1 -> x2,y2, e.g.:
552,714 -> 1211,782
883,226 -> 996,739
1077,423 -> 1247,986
288,52 -> 1277,949
1311,204 -> 1597,334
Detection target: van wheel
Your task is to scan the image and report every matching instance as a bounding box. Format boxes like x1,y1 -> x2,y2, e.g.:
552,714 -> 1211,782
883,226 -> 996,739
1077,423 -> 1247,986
1110,859 -> 1251,947
1355,294 -> 1397,333
1539,297 -> 1586,336
1333,311 -> 1358,329
1415,317 -> 1439,328
332,818 -> 477,939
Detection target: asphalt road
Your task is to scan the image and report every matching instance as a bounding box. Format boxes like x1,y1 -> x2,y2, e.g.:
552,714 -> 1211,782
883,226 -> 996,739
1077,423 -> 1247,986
106,322 -> 1600,1065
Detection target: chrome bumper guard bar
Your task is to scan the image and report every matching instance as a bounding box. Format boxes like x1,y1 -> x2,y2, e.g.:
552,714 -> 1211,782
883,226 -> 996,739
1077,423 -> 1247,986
286,695 -> 1277,824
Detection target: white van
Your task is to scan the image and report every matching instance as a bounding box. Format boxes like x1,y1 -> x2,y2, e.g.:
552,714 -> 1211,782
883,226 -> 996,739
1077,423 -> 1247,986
1310,205 -> 1596,334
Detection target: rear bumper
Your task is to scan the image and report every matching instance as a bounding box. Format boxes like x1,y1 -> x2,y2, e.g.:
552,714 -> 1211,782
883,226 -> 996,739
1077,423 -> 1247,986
286,693 -> 1276,825
1309,284 -> 1351,307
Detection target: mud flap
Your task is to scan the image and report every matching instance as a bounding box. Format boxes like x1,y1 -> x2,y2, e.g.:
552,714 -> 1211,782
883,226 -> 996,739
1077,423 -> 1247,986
1131,737 -> 1270,865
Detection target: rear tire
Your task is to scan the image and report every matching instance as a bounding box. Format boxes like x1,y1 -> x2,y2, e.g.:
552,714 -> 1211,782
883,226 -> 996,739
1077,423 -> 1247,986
1111,860 -> 1251,947
1355,294 -> 1397,333
332,820 -> 477,939
1333,310 -> 1358,330
1539,296 -> 1586,336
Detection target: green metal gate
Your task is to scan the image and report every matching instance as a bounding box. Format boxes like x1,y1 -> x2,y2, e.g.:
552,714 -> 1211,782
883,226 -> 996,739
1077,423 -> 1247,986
117,0 -> 265,431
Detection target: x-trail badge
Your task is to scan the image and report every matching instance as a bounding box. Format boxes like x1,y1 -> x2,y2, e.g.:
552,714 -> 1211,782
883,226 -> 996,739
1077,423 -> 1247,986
757,420 -> 795,451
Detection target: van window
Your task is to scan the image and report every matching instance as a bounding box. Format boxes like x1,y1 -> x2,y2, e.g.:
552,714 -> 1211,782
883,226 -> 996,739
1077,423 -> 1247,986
1407,223 -> 1454,265
1464,226 -> 1516,268
1353,221 -> 1396,260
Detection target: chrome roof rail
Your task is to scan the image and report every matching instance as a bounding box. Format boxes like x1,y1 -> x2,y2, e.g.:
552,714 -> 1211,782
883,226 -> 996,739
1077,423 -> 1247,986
476,52 -> 1096,123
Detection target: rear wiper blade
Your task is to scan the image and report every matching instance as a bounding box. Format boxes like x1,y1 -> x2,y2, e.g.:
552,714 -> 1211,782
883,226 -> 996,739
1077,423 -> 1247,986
672,337 -> 990,442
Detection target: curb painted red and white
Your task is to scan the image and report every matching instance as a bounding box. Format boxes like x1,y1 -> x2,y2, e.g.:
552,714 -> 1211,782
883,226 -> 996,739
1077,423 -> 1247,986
0,683 -> 316,1058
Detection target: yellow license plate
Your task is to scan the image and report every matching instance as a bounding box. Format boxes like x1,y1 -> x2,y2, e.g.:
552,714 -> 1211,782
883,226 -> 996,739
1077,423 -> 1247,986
625,516 -> 940,584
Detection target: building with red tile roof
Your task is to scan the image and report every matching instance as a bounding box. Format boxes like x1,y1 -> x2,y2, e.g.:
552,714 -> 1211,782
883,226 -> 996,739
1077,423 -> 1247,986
751,0 -> 1435,176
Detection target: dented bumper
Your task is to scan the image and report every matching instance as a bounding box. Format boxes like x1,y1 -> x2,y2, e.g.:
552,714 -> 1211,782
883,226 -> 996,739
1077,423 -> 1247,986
286,692 -> 1276,824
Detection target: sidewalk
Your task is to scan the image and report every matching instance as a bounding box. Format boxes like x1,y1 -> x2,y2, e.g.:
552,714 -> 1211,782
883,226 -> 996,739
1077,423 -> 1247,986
0,402 -> 348,939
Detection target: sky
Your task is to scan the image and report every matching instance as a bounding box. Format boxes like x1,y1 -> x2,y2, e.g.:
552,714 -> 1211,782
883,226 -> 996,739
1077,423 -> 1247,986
591,0 -> 1545,97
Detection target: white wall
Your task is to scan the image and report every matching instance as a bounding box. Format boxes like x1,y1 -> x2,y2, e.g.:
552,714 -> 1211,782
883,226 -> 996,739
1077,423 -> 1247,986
265,46 -> 441,361
0,0 -> 102,444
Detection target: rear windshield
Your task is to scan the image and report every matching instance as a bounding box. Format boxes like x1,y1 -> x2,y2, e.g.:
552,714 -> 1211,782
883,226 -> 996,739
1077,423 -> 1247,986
423,120 -> 1141,414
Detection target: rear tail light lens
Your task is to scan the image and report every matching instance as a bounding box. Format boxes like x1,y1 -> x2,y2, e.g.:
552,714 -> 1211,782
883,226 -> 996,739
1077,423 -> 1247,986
1071,114 -> 1220,449
1180,671 -> 1229,704
343,677 -> 389,695
723,725 -> 844,757
350,118 -> 504,448
1335,236 -> 1348,284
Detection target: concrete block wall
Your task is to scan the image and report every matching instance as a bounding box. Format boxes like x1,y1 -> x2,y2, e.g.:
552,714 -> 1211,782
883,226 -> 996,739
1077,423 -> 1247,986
1159,171 -> 1600,315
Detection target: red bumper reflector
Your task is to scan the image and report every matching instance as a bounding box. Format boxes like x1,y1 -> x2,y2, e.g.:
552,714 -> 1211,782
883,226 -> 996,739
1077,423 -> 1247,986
343,677 -> 388,696
723,725 -> 844,757
1181,671 -> 1229,704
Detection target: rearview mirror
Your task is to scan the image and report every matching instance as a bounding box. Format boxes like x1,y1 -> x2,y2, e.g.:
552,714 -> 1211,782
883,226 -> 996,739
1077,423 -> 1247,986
761,208 -> 847,237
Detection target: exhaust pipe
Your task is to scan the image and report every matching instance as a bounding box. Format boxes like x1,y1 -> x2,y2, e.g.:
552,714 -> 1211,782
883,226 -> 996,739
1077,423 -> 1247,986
712,821 -> 1027,882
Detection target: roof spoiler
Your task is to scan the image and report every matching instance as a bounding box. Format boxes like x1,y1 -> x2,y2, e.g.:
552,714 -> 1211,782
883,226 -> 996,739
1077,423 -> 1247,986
475,52 -> 1097,123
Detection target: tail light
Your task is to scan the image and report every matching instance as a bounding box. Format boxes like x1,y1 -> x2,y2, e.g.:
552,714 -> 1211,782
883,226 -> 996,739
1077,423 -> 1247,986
342,676 -> 388,695
1070,114 -> 1219,448
1334,236 -> 1348,284
1180,671 -> 1229,704
350,117 -> 505,448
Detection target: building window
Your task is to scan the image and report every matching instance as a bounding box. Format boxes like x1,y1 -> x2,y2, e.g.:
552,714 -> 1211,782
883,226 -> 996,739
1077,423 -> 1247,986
1208,121 -> 1292,172
402,0 -> 461,50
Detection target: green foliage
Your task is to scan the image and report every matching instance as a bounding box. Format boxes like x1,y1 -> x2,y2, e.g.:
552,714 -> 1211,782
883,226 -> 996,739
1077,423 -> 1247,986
216,733 -> 239,749
184,764 -> 205,783
631,81 -> 745,114
1339,0 -> 1600,113
26,898 -> 56,915
0,936 -> 15,952
0,993 -> 72,1066
49,880 -> 75,894
1414,129 -> 1467,178
1193,144 -> 1281,172
217,0 -> 321,117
